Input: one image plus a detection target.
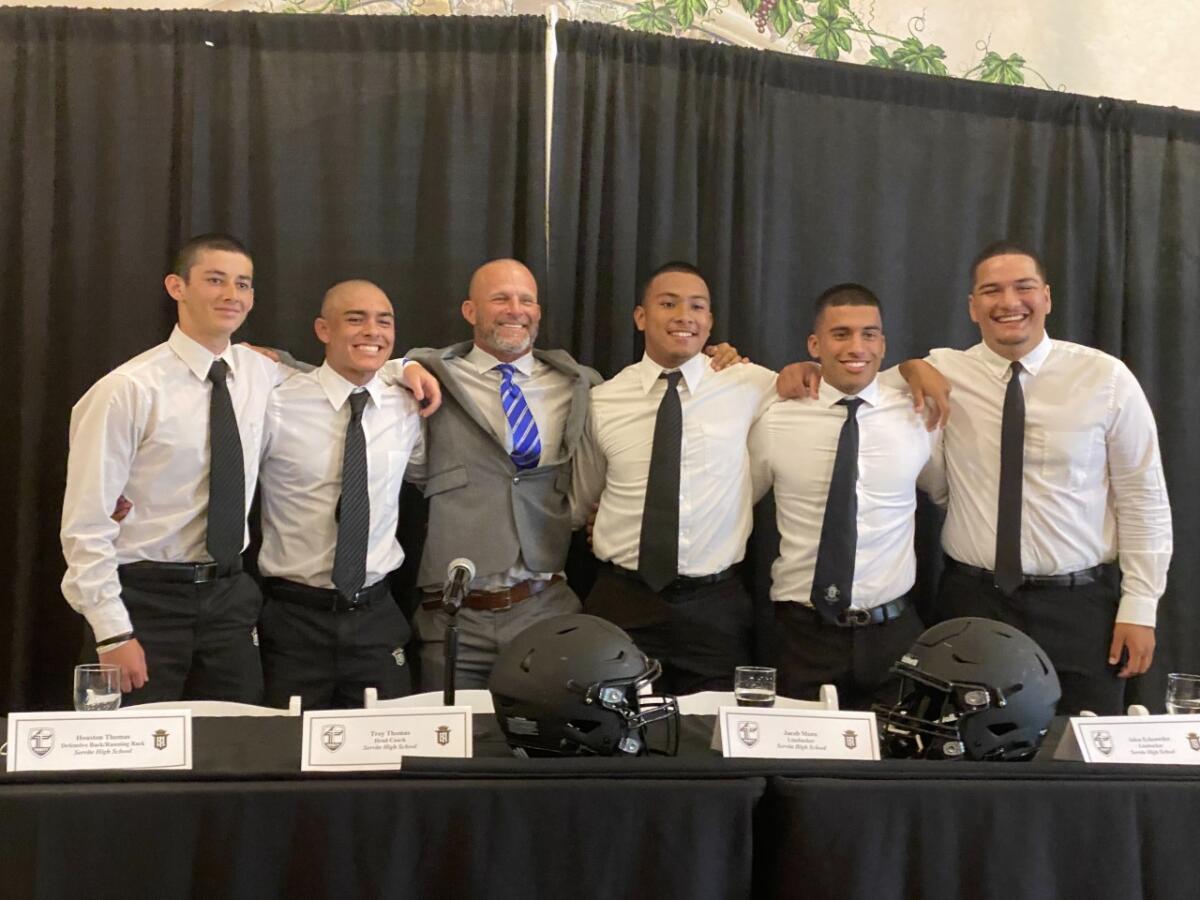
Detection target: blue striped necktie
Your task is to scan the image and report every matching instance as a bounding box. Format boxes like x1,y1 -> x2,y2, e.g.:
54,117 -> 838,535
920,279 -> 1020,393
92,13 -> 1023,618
496,363 -> 542,470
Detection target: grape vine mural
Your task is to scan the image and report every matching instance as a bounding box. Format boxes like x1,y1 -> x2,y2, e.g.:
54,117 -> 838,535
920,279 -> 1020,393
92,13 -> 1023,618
271,0 -> 1051,91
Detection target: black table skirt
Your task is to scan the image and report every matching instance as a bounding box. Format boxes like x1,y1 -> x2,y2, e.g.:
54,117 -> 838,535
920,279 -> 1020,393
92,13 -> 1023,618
4,716 -> 1200,900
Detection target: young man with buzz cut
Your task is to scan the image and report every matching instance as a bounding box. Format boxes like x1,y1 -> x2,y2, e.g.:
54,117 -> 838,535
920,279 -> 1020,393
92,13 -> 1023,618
918,241 -> 1171,715
256,280 -> 425,709
749,284 -> 941,709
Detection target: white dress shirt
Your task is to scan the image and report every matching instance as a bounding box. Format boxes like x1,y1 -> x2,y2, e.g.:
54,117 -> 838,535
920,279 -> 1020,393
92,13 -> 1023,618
572,352 -> 778,576
257,363 -> 424,589
749,377 -> 940,608
404,343 -> 574,590
915,336 -> 1172,626
60,326 -> 286,641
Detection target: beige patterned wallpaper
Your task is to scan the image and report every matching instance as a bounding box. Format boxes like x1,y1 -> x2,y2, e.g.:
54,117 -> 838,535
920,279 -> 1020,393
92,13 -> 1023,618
4,0 -> 1198,112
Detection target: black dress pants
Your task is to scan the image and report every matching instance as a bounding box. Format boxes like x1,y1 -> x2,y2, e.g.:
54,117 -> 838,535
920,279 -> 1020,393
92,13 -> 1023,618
935,560 -> 1125,716
259,581 -> 412,710
584,564 -> 754,695
92,569 -> 265,705
773,598 -> 924,711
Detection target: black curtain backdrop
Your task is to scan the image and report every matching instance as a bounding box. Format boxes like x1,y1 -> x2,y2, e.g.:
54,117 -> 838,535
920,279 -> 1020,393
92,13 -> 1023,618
548,22 -> 1200,708
0,9 -> 547,710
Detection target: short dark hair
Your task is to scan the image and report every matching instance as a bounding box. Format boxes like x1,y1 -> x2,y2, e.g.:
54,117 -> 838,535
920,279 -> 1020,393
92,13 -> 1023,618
639,261 -> 708,306
969,240 -> 1046,287
813,282 -> 881,328
172,233 -> 252,281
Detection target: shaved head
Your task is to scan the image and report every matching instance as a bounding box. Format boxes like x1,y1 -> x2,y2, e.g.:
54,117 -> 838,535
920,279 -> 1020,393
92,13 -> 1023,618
321,279 -> 390,318
468,259 -> 535,301
314,279 -> 395,385
462,258 -> 541,362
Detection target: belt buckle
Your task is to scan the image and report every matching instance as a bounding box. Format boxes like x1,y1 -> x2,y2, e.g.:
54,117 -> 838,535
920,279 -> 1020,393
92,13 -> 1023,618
837,608 -> 871,627
489,591 -> 514,613
193,563 -> 218,584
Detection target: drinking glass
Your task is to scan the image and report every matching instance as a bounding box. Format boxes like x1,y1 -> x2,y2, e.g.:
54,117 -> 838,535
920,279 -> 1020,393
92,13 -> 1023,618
73,664 -> 122,712
1166,673 -> 1200,715
734,666 -> 776,708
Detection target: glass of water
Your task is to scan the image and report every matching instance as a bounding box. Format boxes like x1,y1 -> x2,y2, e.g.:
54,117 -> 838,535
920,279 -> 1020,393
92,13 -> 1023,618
1165,673 -> 1200,715
734,666 -> 776,708
73,664 -> 122,712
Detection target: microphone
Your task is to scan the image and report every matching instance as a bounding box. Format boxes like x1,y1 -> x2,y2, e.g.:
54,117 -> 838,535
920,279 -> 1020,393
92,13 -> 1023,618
441,557 -> 476,613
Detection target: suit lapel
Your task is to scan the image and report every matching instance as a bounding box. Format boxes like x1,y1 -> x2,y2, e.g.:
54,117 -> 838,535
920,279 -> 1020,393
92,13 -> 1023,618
533,348 -> 593,458
429,343 -> 508,448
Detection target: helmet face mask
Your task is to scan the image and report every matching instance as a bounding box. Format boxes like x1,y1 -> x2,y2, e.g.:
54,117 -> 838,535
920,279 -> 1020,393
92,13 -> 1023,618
489,615 -> 680,758
873,617 -> 1061,761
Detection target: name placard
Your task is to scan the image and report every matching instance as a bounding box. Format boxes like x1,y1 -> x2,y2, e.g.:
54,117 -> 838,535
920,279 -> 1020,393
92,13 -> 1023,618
300,707 -> 472,771
6,709 -> 192,772
1055,715 -> 1200,764
717,707 -> 879,760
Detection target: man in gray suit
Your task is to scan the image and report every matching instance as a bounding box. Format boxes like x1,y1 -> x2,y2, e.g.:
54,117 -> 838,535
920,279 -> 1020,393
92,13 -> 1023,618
406,259 -> 600,690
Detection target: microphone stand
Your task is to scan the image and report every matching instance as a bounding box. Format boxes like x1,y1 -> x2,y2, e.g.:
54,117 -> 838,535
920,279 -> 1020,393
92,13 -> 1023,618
442,607 -> 460,707
441,579 -> 467,707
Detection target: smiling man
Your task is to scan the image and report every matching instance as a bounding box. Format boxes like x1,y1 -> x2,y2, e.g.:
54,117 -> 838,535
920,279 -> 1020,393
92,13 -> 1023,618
923,240 -> 1172,715
256,281 -> 424,708
748,284 -> 940,709
404,259 -> 600,691
61,233 -> 284,703
571,262 -> 780,693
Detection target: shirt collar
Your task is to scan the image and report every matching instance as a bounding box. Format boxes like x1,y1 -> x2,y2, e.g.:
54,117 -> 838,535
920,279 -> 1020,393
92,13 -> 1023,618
169,324 -> 235,383
466,343 -> 535,377
973,332 -> 1053,380
817,375 -> 880,409
635,351 -> 708,396
317,361 -> 383,412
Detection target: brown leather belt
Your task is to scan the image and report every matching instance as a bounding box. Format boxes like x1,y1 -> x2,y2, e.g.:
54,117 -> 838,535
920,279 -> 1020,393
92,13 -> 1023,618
422,574 -> 564,613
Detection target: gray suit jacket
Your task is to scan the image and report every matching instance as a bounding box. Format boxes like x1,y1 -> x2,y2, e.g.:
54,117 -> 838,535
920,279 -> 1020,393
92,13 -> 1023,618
406,342 -> 600,589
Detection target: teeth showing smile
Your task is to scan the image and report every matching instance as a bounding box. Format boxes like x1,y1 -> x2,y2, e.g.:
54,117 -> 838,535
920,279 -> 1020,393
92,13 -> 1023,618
994,313 -> 1027,322
669,331 -> 695,337
842,361 -> 867,371
355,345 -> 382,354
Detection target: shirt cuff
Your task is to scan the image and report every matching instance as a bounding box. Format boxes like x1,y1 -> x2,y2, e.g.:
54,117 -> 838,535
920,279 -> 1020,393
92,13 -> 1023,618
1115,594 -> 1157,628
85,602 -> 135,645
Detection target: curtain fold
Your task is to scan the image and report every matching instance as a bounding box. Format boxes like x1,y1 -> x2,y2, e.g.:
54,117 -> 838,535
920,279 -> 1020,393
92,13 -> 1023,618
0,9 -> 547,710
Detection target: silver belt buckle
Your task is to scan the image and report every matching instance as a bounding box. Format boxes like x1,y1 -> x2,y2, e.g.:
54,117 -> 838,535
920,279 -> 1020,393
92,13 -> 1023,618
838,607 -> 871,627
193,563 -> 218,584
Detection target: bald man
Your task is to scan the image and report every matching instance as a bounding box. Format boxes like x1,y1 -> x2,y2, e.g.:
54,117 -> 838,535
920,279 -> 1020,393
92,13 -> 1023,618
256,280 -> 425,708
405,260 -> 600,690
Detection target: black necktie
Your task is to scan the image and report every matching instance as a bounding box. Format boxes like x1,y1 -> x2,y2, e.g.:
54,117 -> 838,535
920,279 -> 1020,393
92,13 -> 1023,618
811,397 -> 865,622
332,390 -> 370,601
638,370 -> 684,592
206,359 -> 245,568
994,362 -> 1025,596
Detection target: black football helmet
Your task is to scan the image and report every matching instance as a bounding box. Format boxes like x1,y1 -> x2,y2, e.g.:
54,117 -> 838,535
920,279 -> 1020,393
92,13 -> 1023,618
873,617 -> 1061,761
489,614 -> 679,757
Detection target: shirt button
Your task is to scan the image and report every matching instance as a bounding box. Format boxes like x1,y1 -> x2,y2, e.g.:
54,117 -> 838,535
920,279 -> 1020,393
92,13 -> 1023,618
512,476 -> 520,484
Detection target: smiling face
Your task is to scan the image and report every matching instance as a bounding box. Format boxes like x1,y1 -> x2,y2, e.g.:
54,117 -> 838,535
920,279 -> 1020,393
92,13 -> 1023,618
164,249 -> 254,352
634,270 -> 714,369
315,280 -> 395,386
808,302 -> 885,395
968,253 -> 1052,361
462,259 -> 541,362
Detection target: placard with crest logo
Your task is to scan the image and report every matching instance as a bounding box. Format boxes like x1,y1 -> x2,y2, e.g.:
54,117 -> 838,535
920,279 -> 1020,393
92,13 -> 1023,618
718,707 -> 880,760
6,709 -> 192,772
300,707 -> 472,771
1056,715 -> 1200,764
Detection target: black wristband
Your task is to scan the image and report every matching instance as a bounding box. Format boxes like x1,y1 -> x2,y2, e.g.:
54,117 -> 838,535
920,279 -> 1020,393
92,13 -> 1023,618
95,631 -> 135,650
